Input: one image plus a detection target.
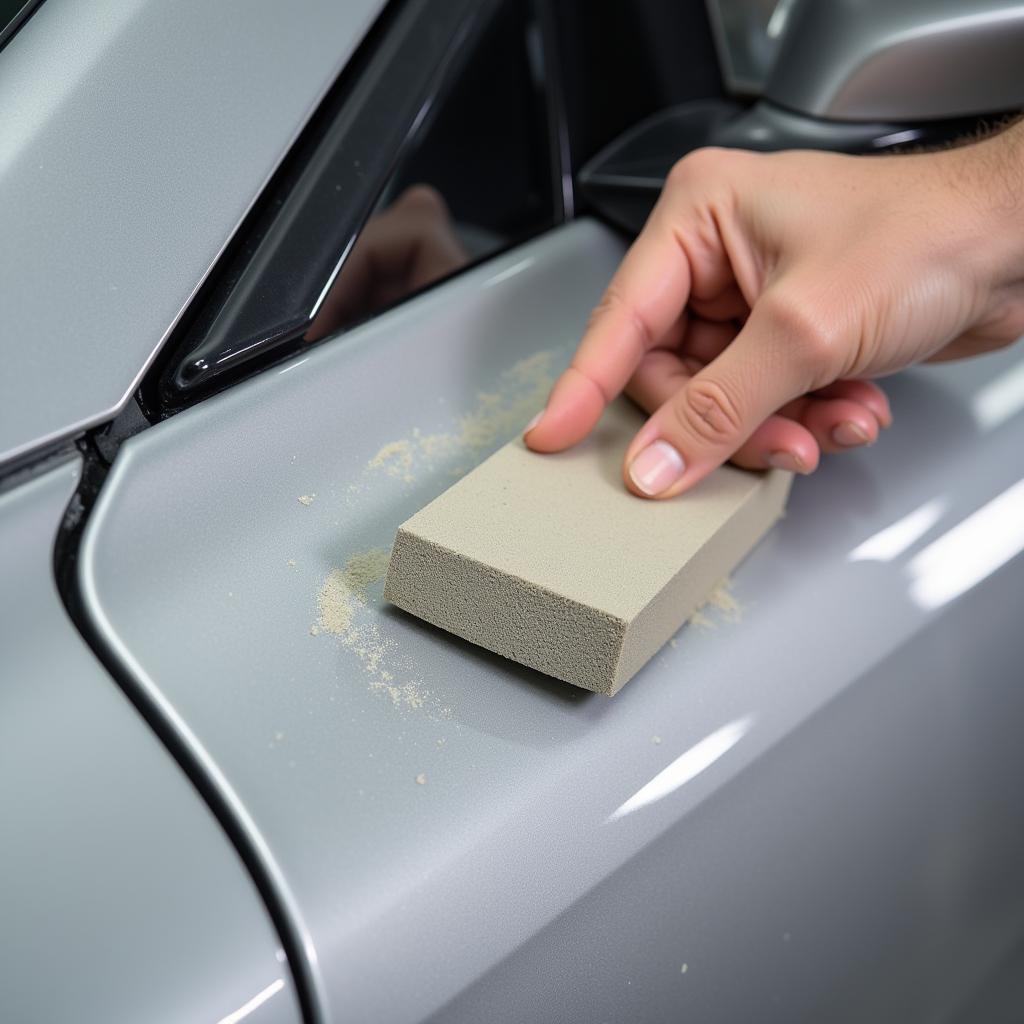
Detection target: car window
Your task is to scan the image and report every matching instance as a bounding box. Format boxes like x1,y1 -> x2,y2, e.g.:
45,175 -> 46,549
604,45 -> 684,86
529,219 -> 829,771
160,0 -> 563,408
306,0 -> 559,341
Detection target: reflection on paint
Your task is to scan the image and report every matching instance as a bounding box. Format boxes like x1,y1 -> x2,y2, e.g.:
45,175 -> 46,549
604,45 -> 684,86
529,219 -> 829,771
482,257 -> 535,289
848,498 -> 946,563
907,479 -> 1024,610
767,0 -> 798,38
971,357 -> 1024,432
215,978 -> 285,1024
607,717 -> 754,823
278,357 -> 309,375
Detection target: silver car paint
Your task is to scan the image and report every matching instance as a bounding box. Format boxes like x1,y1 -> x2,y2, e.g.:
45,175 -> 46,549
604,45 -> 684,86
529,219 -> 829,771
79,220 -> 1024,1021
0,0 -> 384,468
0,457 -> 301,1024
766,0 -> 1024,121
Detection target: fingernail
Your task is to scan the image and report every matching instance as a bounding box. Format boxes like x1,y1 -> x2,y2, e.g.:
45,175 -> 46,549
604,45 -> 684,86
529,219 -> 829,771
523,411 -> 543,436
629,440 -> 686,495
766,451 -> 807,474
832,421 -> 871,447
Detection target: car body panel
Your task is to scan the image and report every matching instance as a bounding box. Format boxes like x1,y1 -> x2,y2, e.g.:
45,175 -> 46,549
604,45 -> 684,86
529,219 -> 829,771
0,0 -> 384,467
0,456 -> 301,1024
79,219 -> 1024,1021
430,565 -> 1024,1023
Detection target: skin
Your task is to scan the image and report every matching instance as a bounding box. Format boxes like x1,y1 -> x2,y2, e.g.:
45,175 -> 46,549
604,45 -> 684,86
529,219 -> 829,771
525,121 -> 1024,498
307,185 -> 467,342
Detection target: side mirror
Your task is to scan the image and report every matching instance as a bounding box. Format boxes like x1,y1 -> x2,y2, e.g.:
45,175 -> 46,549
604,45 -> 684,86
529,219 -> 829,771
766,0 -> 1024,122
579,0 -> 1024,235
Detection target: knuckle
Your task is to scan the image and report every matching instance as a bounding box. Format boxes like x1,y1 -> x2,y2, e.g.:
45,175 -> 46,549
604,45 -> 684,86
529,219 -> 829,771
673,377 -> 745,447
761,291 -> 841,376
667,147 -> 728,188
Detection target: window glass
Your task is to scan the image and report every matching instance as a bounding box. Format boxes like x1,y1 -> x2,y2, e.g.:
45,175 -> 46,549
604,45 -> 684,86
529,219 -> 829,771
552,0 -> 726,175
307,0 -> 556,341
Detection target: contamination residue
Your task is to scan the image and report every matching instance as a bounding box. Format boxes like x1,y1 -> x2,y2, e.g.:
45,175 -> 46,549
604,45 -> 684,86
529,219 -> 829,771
310,349 -> 737,703
359,350 -> 556,489
312,349 -> 560,710
686,577 -> 741,630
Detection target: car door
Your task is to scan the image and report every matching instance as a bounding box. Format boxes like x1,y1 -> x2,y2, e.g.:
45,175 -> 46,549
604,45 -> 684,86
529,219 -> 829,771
44,1 -> 1024,1022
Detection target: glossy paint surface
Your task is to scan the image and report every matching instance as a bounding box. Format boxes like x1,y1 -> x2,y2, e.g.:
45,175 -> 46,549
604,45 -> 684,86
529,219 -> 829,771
80,220 -> 1024,1021
0,457 -> 301,1024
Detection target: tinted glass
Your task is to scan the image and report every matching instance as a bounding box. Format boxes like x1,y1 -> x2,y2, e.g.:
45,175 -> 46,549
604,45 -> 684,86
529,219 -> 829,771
553,0 -> 725,175
307,0 -> 557,341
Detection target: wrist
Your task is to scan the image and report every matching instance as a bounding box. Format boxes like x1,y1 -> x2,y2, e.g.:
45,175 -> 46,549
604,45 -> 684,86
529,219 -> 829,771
938,119 -> 1024,295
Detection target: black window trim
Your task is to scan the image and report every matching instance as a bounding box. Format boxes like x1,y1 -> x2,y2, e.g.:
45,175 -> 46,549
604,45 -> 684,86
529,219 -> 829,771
157,0 -> 573,412
0,0 -> 44,54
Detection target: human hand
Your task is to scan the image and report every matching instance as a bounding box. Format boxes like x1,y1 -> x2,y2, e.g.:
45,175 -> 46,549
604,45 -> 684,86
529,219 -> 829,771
526,127 -> 1024,497
307,185 -> 467,342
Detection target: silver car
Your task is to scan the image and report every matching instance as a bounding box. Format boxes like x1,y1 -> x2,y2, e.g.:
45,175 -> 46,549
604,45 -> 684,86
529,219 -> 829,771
3,1 -> 1024,1021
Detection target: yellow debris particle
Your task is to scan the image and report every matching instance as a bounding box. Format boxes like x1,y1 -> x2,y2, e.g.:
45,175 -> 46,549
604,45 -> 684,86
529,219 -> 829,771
688,577 -> 742,630
365,351 -> 556,485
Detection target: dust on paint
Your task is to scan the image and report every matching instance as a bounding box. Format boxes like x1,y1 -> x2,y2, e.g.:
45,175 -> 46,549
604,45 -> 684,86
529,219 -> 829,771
687,577 -> 741,631
364,350 -> 556,487
314,546 -> 429,710
368,440 -> 415,482
313,350 -> 562,712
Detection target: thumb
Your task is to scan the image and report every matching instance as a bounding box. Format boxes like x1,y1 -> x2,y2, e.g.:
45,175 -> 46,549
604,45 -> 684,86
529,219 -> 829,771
623,294 -> 820,498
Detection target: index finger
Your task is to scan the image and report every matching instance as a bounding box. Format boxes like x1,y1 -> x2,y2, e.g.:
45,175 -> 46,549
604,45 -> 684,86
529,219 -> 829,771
525,208 -> 693,452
